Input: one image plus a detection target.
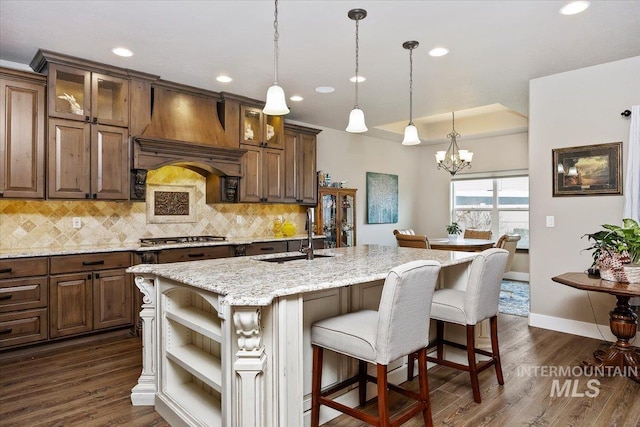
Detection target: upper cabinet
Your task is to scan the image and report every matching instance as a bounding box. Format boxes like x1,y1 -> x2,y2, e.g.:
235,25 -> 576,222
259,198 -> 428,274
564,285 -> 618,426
0,68 -> 46,199
240,105 -> 284,149
283,124 -> 321,205
47,64 -> 129,127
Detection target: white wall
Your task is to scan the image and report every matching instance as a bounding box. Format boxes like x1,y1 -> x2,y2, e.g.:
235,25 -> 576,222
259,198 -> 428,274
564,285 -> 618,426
314,126 -> 423,247
529,57 -> 640,333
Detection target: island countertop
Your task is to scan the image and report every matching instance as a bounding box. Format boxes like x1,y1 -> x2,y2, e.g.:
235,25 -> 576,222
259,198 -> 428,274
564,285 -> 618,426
127,244 -> 477,306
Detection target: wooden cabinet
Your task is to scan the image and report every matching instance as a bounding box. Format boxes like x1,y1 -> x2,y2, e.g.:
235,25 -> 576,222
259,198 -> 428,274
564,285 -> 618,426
317,188 -> 357,248
0,257 -> 48,348
0,68 -> 46,199
283,124 -> 321,205
47,63 -> 129,127
240,105 -> 284,149
49,252 -> 132,338
156,246 -> 235,264
244,241 -> 289,256
240,144 -> 284,203
48,119 -> 129,199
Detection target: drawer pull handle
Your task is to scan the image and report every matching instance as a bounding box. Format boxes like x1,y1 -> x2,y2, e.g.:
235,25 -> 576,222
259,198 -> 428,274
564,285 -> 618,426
0,328 -> 12,335
260,247 -> 275,251
0,295 -> 12,300
0,268 -> 12,274
187,253 -> 205,258
82,260 -> 105,266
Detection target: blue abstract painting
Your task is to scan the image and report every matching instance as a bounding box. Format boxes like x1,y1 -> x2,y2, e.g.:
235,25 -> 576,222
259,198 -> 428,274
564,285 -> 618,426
366,172 -> 398,224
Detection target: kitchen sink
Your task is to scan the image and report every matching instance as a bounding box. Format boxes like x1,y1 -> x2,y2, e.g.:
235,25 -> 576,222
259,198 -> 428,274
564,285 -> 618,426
258,253 -> 333,263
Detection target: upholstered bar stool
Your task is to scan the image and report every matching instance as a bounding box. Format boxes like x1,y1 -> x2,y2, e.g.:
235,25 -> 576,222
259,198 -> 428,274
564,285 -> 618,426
408,248 -> 508,403
311,260 -> 441,427
463,229 -> 492,240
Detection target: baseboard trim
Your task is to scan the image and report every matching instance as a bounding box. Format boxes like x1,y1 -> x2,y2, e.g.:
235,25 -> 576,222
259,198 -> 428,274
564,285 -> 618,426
529,312 -> 619,343
503,271 -> 529,282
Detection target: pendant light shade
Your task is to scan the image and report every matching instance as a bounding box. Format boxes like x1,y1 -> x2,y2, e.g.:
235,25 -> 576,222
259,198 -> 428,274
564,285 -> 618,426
263,0 -> 290,116
346,107 -> 367,133
264,84 -> 289,115
401,40 -> 420,145
346,9 -> 367,133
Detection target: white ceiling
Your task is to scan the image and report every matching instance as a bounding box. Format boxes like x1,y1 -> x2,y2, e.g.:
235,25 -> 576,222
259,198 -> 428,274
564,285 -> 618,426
1,1 -> 639,144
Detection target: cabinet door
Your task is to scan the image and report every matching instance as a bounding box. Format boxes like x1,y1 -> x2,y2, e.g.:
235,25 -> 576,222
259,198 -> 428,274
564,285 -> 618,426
297,133 -> 317,205
263,147 -> 283,202
91,124 -> 129,199
49,273 -> 92,338
319,191 -> 338,248
339,190 -> 356,247
92,73 -> 129,127
264,114 -> 284,149
283,130 -> 298,203
240,145 -> 262,202
48,64 -> 91,122
93,269 -> 132,330
0,77 -> 45,198
240,106 -> 263,147
48,118 -> 91,199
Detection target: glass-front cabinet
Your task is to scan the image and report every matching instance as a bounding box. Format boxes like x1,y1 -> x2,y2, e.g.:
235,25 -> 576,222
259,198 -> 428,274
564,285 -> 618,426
48,63 -> 129,127
240,105 -> 284,149
317,188 -> 357,248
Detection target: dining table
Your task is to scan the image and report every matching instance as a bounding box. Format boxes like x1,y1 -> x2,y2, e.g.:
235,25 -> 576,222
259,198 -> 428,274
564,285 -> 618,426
429,238 -> 495,252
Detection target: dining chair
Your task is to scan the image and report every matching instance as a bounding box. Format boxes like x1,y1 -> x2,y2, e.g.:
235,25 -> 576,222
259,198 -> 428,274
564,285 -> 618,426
463,229 -> 493,239
311,260 -> 441,427
495,234 -> 521,274
407,248 -> 508,403
393,229 -> 431,249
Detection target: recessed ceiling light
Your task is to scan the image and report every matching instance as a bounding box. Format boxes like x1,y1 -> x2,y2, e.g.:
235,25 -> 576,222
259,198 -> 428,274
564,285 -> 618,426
315,86 -> 335,94
559,1 -> 590,15
429,47 -> 449,57
112,47 -> 133,57
216,75 -> 233,83
349,76 -> 366,83
289,95 -> 304,102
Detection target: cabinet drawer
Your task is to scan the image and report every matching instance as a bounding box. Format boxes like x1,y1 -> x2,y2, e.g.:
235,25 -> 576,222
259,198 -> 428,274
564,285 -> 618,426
0,258 -> 48,279
287,238 -> 326,252
245,241 -> 288,256
0,308 -> 48,348
0,277 -> 48,312
158,246 -> 235,264
50,251 -> 131,274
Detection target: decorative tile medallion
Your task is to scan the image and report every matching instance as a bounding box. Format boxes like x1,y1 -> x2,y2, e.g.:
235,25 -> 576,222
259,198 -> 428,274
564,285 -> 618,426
146,184 -> 196,223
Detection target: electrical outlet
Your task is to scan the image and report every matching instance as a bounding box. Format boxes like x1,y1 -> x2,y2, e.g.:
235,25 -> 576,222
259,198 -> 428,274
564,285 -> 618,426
72,217 -> 82,229
236,215 -> 243,224
278,215 -> 283,222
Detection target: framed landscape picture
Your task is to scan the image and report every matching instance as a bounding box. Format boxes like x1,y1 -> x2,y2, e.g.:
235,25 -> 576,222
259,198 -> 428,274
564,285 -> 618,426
366,172 -> 398,224
552,142 -> 622,197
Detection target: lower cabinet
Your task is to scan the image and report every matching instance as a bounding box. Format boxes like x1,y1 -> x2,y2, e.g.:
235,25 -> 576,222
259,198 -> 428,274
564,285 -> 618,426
49,252 -> 132,339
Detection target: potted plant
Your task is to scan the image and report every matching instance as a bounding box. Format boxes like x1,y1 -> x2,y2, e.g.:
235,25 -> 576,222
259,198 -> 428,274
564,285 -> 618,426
583,218 -> 640,283
446,222 -> 462,241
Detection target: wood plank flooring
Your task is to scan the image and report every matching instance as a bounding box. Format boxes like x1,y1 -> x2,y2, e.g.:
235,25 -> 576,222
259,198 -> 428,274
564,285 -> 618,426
0,314 -> 638,426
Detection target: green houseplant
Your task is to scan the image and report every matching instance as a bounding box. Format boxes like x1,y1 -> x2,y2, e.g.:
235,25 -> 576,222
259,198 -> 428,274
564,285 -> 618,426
583,218 -> 640,283
446,222 -> 462,241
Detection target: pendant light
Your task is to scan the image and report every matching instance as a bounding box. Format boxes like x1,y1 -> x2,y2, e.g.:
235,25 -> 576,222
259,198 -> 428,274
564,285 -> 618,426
263,0 -> 290,115
401,41 -> 420,145
435,112 -> 474,176
346,8 -> 367,133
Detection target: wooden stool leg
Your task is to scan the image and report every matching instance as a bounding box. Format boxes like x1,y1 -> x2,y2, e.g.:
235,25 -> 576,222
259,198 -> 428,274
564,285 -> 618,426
407,352 -> 415,381
436,320 -> 444,360
311,345 -> 323,427
359,360 -> 367,406
490,316 -> 504,385
466,324 -> 481,403
377,364 -> 391,427
417,348 -> 433,427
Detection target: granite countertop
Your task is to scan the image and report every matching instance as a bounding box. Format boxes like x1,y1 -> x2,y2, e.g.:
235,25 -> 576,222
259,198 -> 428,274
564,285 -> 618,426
127,245 -> 477,306
0,234 -> 322,259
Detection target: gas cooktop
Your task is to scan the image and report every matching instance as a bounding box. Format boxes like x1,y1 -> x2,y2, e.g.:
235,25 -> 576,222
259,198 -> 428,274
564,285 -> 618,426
139,235 -> 226,247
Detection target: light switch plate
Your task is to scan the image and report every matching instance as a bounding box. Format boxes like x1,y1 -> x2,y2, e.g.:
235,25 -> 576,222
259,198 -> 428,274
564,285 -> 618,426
72,217 -> 82,229
236,215 -> 243,224
546,216 -> 555,227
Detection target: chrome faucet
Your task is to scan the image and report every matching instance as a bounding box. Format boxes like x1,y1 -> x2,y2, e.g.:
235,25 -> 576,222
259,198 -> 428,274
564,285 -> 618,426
300,207 -> 315,260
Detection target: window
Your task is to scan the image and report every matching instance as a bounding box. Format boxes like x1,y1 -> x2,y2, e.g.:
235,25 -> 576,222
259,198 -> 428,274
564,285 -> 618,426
452,175 -> 529,249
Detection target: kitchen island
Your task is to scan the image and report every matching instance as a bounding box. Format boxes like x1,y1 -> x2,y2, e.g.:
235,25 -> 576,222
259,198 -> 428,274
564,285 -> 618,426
127,245 -> 478,427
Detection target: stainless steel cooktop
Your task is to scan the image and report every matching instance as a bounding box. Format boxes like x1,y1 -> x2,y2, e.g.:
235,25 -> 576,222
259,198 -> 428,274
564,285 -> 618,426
139,236 -> 226,247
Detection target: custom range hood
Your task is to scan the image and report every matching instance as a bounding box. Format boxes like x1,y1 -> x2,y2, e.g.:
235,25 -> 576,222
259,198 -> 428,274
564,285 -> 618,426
132,83 -> 246,178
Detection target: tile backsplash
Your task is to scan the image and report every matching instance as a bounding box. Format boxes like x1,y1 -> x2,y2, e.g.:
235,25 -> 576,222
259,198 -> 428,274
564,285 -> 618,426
0,166 -> 307,250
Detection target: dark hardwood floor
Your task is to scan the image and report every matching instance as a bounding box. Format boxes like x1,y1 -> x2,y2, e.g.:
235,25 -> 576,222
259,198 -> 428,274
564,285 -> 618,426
1,315 -> 638,426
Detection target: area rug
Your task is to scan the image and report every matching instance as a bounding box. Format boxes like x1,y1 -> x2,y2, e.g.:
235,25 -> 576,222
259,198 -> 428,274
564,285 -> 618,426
499,280 -> 529,317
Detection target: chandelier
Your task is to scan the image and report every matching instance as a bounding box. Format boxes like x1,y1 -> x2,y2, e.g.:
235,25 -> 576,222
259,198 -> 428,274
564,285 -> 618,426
435,112 -> 473,175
